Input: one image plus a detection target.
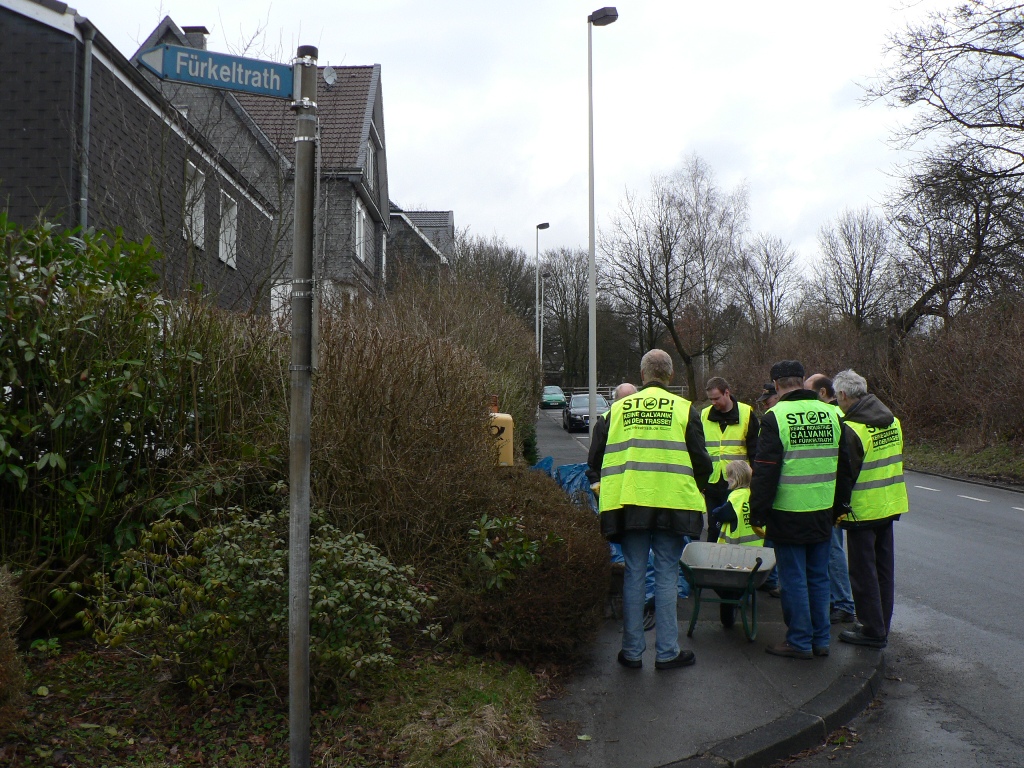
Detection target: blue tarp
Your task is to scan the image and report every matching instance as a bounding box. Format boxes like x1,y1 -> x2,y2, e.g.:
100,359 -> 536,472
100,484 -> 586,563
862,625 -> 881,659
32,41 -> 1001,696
532,457 -> 690,600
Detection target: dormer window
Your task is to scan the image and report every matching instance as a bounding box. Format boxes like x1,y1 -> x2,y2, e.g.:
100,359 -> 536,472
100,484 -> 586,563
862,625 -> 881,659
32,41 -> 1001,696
365,140 -> 375,188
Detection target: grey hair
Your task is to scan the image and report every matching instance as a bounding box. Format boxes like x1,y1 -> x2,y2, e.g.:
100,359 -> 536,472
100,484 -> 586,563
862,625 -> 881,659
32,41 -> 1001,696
833,369 -> 868,399
612,382 -> 638,401
640,349 -> 673,384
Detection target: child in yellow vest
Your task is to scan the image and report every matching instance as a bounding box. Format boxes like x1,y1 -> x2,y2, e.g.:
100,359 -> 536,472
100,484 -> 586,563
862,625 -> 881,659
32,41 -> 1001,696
709,460 -> 766,627
712,460 -> 765,547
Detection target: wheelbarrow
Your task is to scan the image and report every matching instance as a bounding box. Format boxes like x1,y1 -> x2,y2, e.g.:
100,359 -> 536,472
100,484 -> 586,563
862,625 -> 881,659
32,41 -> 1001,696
679,542 -> 776,641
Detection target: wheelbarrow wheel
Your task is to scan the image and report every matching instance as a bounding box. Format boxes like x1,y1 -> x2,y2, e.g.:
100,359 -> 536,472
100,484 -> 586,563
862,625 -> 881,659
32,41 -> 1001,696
720,604 -> 736,628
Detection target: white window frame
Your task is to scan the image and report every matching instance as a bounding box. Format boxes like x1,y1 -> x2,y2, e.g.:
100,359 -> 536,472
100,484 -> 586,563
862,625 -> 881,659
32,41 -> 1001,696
355,198 -> 369,263
184,161 -> 206,248
219,191 -> 238,269
365,140 -> 375,188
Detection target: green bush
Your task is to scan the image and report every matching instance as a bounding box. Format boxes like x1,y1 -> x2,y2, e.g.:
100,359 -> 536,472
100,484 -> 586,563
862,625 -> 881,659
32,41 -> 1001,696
466,514 -> 562,592
459,469 -> 609,660
80,507 -> 434,695
1,217 -> 288,633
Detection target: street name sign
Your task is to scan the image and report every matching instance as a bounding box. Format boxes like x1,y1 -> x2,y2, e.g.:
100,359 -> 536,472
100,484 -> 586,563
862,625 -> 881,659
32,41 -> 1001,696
138,44 -> 293,99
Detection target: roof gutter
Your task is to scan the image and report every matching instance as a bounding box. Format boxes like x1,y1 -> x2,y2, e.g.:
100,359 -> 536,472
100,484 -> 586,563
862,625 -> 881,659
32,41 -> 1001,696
75,16 -> 96,229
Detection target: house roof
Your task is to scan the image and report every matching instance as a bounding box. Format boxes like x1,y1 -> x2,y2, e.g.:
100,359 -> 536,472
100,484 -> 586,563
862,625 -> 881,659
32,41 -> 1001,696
404,210 -> 454,230
130,16 -> 290,170
233,65 -> 379,171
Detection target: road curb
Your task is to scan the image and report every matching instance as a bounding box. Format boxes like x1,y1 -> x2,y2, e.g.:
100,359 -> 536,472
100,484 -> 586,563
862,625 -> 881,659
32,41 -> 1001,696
905,467 -> 1024,494
666,652 -> 885,768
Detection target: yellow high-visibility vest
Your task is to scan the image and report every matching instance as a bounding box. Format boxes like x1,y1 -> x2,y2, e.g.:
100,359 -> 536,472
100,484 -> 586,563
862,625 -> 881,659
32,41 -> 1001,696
702,401 -> 754,484
846,418 -> 909,521
769,399 -> 842,512
600,389 -> 706,513
716,487 -> 764,546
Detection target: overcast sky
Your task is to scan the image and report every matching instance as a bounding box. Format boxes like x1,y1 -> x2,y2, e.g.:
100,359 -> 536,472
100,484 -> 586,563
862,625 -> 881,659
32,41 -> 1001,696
76,0 -> 946,262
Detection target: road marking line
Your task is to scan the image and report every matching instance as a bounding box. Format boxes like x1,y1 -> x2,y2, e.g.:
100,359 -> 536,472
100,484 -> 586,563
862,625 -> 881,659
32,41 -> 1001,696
914,485 -> 940,492
1013,507 -> 1024,512
957,494 -> 990,503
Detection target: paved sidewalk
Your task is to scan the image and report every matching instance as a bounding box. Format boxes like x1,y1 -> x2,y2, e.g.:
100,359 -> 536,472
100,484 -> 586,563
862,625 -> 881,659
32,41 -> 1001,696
533,410 -> 884,768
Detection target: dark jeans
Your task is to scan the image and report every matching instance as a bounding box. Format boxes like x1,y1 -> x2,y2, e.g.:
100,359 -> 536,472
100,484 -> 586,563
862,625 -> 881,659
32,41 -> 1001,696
775,540 -> 831,652
846,521 -> 895,639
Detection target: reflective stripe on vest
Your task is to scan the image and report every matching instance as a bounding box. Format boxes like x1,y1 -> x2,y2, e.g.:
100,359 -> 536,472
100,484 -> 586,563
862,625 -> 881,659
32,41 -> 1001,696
768,399 -> 842,512
701,401 -> 753,484
600,389 -> 706,514
847,418 -> 909,521
717,487 -> 764,546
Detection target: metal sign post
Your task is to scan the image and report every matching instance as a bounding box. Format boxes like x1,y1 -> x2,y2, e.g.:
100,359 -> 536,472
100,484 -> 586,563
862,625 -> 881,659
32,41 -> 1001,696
140,38 -> 319,768
288,45 -> 318,768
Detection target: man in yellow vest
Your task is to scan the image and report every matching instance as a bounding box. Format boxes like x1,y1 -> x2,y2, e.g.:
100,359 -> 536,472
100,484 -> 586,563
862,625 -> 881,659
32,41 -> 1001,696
806,373 -> 858,626
750,360 -> 853,659
834,369 -> 908,650
701,376 -> 759,545
591,349 -> 712,670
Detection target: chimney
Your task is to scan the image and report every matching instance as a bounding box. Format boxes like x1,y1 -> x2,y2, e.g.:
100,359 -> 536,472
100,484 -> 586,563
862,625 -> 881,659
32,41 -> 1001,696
181,26 -> 209,50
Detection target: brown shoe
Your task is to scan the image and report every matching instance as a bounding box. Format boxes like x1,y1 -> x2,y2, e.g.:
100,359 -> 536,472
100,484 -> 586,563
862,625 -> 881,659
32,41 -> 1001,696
765,641 -> 812,660
813,645 -> 830,657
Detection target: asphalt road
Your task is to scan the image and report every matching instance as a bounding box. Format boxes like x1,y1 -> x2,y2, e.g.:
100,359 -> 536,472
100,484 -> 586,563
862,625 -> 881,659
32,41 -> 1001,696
788,471 -> 1024,768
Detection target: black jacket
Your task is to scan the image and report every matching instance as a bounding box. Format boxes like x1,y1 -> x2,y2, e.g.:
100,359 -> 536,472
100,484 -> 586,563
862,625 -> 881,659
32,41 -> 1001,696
749,389 -> 853,545
839,394 -> 903,530
703,396 -> 760,508
589,382 -> 713,542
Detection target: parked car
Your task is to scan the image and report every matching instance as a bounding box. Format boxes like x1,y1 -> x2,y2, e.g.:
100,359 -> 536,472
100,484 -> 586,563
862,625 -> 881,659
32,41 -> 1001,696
563,393 -> 610,432
540,385 -> 567,409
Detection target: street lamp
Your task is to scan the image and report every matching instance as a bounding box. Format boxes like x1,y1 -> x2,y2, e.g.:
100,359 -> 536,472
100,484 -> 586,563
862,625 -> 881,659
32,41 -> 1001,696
587,6 -> 617,435
540,270 -> 551,373
534,222 -> 549,363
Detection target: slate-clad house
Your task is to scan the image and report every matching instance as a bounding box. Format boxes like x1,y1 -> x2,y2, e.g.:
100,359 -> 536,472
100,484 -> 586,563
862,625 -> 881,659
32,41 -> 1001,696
0,0 -> 278,311
229,63 -> 390,306
1,0 -> 414,312
386,203 -> 453,288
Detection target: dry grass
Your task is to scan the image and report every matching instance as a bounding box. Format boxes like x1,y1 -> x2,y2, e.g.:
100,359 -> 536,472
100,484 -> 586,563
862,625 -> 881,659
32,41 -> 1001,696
0,566 -> 25,729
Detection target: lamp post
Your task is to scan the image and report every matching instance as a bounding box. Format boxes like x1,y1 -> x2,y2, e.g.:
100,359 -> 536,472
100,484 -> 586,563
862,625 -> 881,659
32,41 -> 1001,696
535,222 -> 550,363
540,270 -> 551,373
587,6 -> 617,435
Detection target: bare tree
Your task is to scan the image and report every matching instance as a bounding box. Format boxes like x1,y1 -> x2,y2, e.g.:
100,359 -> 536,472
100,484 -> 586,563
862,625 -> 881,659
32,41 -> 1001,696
730,233 -> 799,364
868,0 -> 1024,176
448,230 -> 534,326
674,156 -> 748,377
603,156 -> 747,397
888,151 -> 1024,347
810,207 -> 895,331
541,247 -> 590,387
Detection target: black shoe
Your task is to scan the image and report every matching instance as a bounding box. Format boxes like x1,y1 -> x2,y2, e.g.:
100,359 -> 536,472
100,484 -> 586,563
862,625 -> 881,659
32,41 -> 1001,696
655,650 -> 696,669
720,604 -> 736,628
765,641 -> 812,660
830,609 -> 856,624
617,650 -> 642,669
813,645 -> 830,657
757,585 -> 781,598
839,629 -> 887,649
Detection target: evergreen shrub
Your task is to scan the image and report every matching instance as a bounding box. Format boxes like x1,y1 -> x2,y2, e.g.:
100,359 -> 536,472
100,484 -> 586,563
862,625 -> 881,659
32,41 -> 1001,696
81,507 -> 433,695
